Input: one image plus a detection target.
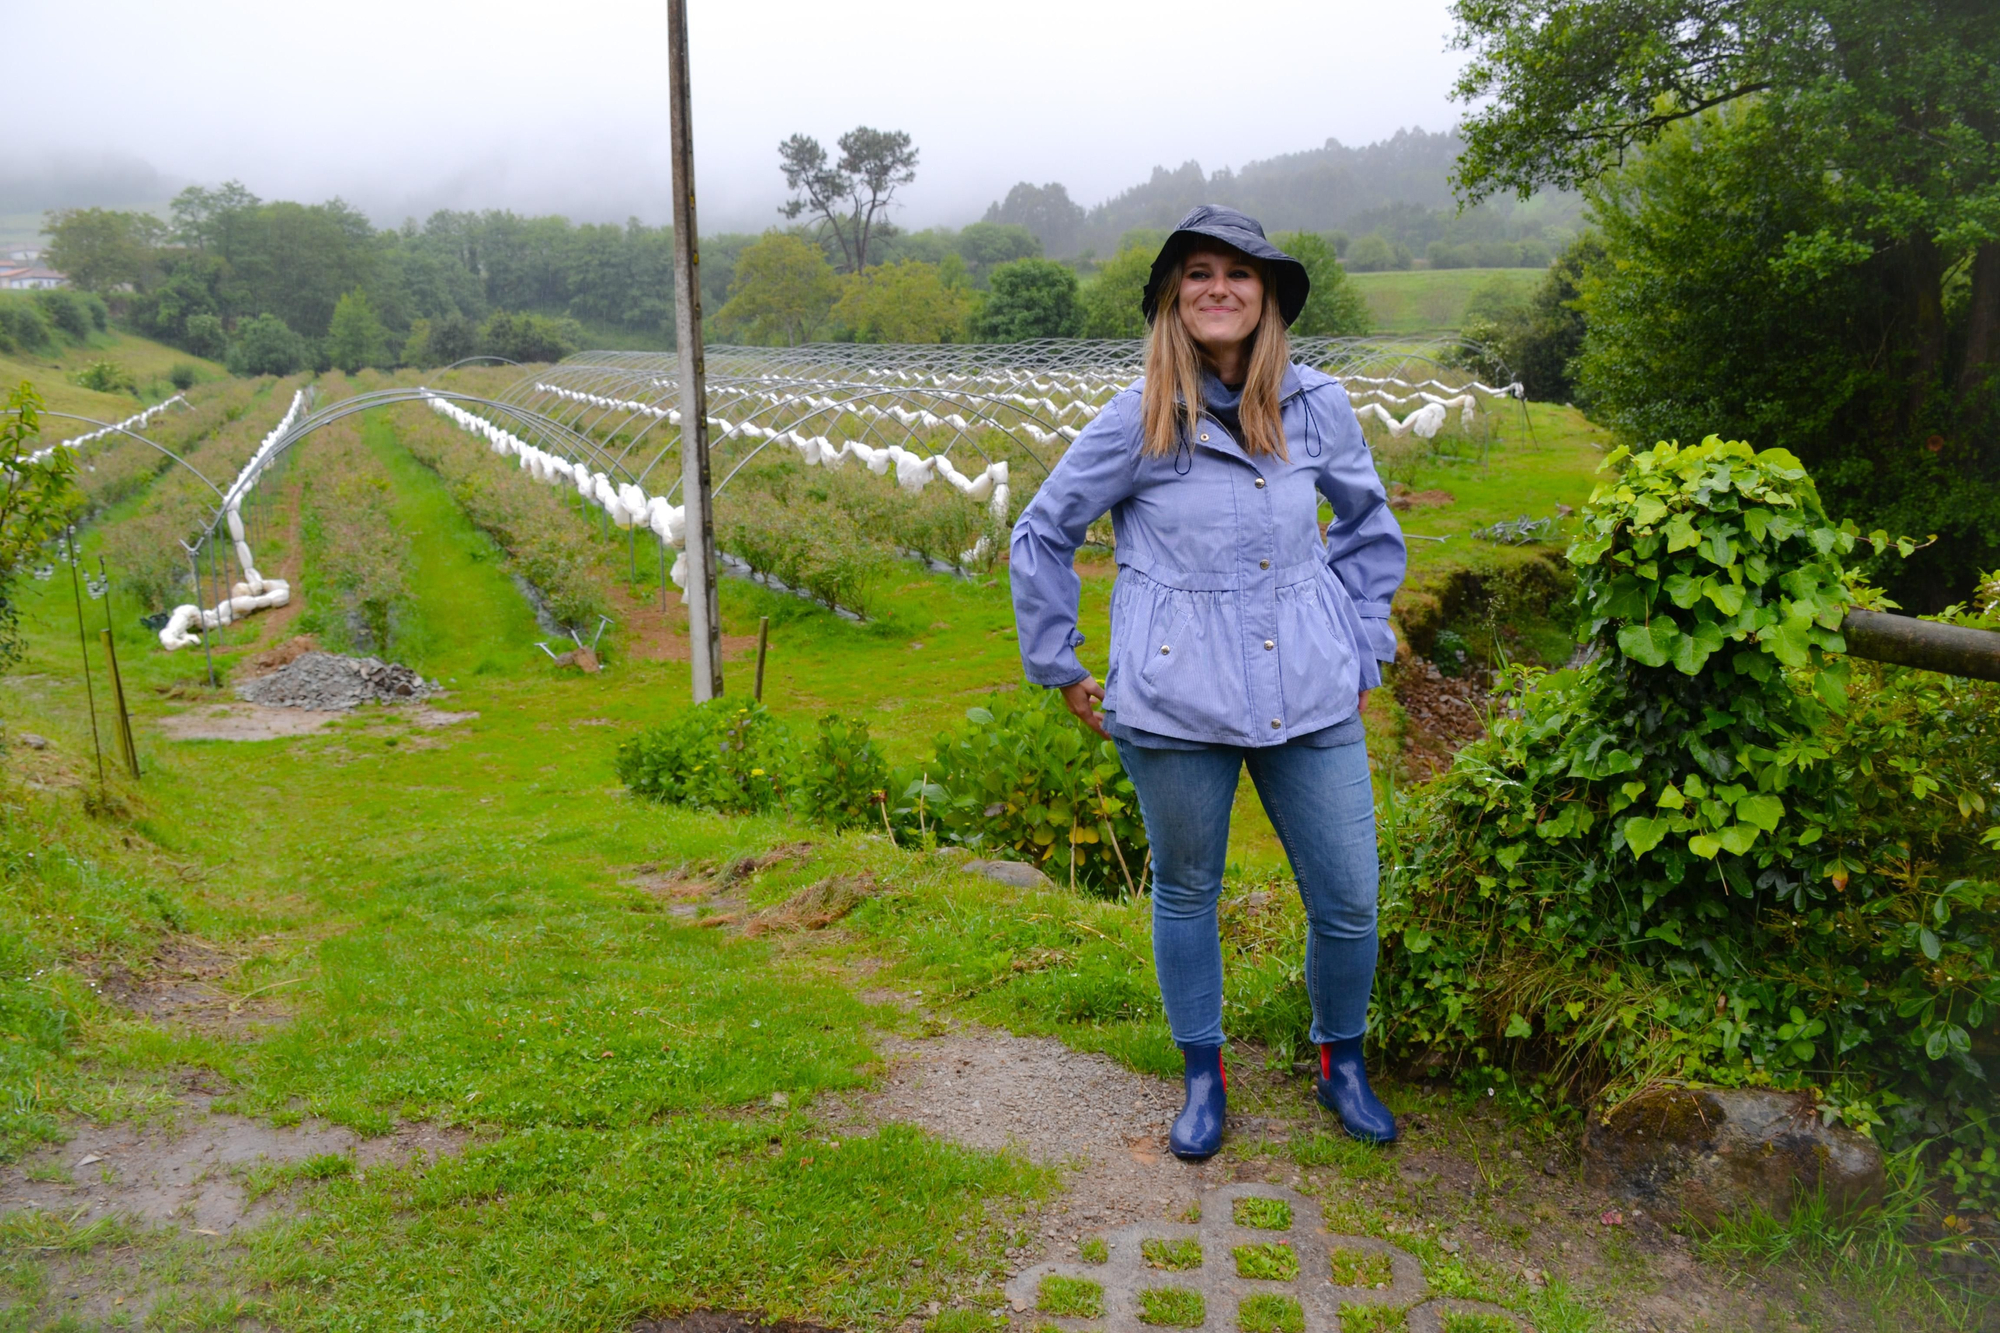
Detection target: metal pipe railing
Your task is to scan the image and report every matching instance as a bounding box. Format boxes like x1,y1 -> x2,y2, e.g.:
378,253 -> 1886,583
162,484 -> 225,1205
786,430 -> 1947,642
1843,609 -> 2000,683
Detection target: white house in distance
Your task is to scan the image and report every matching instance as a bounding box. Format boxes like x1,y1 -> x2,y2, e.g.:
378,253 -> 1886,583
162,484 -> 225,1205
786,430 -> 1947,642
0,253 -> 66,289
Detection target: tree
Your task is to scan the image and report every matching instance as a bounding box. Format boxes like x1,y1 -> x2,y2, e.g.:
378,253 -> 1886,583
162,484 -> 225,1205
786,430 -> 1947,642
1341,233 -> 1409,272
778,127 -> 919,273
0,384 -> 79,669
828,261 -> 973,344
974,259 -> 1083,341
42,208 -> 168,293
227,314 -> 309,377
478,311 -> 582,363
1449,0 -> 2000,599
955,223 -> 1042,286
1079,244 -> 1155,339
1466,234 -> 1601,401
714,233 -> 839,346
1273,232 -> 1372,336
985,182 -> 1086,258
328,289 -> 389,372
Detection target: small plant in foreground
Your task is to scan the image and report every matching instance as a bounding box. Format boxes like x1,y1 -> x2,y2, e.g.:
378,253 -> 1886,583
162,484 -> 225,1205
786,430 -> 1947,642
1138,1287 -> 1206,1326
1237,1294 -> 1305,1333
1141,1236 -> 1202,1270
799,713 -> 889,830
1233,1241 -> 1299,1280
1079,1236 -> 1108,1263
1330,1247 -> 1395,1287
1036,1274 -> 1102,1317
1233,1195 -> 1293,1229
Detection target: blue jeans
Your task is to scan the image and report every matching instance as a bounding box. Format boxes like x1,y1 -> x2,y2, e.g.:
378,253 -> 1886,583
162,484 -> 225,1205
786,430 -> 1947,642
1117,737 -> 1379,1048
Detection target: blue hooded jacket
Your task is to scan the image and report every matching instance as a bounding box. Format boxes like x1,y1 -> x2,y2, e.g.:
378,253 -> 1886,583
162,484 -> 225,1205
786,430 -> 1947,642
1008,362 -> 1405,747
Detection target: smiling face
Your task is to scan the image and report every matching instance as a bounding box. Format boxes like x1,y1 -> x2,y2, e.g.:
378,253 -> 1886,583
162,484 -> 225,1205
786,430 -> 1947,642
1176,245 -> 1266,372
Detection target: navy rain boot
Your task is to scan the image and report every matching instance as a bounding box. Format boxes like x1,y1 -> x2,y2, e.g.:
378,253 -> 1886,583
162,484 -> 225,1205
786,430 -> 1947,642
1169,1043 -> 1226,1160
1316,1038 -> 1397,1143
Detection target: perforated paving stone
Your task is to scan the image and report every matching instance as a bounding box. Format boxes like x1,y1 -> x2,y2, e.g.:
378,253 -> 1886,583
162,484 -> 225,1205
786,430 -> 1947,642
1005,1183 -> 1527,1332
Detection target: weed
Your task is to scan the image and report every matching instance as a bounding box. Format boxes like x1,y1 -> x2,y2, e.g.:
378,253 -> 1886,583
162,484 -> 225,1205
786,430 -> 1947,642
1079,1236 -> 1108,1263
1141,1236 -> 1202,1270
1236,1293 -> 1305,1333
1234,1195 -> 1294,1230
1330,1247 -> 1395,1288
1233,1241 -> 1300,1281
1036,1274 -> 1103,1317
927,1311 -> 1005,1333
1439,1314 -> 1515,1333
1137,1286 -> 1205,1326
1336,1304 -> 1407,1333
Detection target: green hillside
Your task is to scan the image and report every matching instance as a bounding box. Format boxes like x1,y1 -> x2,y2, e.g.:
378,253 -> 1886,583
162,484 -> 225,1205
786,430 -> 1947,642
1350,267 -> 1545,333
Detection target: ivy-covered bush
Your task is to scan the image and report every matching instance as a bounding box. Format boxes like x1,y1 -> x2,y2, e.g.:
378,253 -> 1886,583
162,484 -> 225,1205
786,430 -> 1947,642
1380,437 -> 1998,1180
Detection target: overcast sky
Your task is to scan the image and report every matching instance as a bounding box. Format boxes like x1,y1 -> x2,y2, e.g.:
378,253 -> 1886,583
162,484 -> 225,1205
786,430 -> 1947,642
7,0 -> 1471,231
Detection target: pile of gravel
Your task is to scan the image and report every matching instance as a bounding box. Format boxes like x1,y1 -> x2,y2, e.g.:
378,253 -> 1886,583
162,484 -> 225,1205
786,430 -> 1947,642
236,652 -> 440,711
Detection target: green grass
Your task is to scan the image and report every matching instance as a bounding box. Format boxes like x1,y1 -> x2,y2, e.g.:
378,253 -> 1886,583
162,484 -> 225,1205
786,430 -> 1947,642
1232,1195 -> 1293,1230
1440,1314 -> 1517,1333
1330,1248 -> 1396,1288
0,329 -> 226,420
1079,1236 -> 1108,1263
1348,268 -> 1544,333
1141,1236 -> 1203,1271
1337,1305 -> 1408,1333
1036,1274 -> 1103,1317
1137,1286 -> 1206,1326
1237,1293 -> 1305,1333
1233,1241 -> 1299,1281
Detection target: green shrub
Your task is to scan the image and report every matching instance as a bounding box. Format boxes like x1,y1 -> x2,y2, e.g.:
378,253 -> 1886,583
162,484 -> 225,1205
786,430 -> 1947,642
169,364 -> 198,391
615,700 -> 794,814
922,687 -> 1148,896
1382,436 -> 1999,1193
798,714 -> 890,831
227,313 -> 309,377
32,290 -> 94,342
71,361 -> 136,395
0,296 -> 54,356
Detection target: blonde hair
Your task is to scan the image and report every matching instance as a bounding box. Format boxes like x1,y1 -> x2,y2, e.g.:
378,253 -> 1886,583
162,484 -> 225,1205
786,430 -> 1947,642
1141,252 -> 1291,459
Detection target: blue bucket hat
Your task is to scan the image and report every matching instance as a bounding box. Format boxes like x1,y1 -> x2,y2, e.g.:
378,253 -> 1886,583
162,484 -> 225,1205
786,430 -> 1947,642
1142,204 -> 1311,328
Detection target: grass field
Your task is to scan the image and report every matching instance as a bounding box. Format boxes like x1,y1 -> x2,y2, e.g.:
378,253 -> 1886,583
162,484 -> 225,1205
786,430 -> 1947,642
1,330 -> 226,422
1348,268 -> 1546,334
0,370 -> 1984,1331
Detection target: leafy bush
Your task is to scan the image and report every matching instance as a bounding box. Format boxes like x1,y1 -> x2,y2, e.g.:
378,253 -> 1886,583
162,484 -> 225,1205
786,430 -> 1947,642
719,494 -> 885,617
169,364 -> 198,391
71,361 -> 136,396
478,311 -> 582,364
32,290 -> 97,342
616,701 -> 794,815
228,313 -> 310,377
0,296 -> 54,356
798,714 -> 890,831
923,687 -> 1148,896
1381,436 -> 1998,1188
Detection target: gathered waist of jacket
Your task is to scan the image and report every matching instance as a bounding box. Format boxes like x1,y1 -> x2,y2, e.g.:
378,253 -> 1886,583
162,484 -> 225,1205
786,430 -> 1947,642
1115,553 -> 1327,592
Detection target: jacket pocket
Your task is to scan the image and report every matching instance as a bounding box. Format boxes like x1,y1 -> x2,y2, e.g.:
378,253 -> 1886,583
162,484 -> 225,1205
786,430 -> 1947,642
1137,593 -> 1193,687
1275,570 -> 1357,723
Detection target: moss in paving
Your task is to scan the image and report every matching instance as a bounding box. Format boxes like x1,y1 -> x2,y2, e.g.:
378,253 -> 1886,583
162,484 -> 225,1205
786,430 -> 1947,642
1233,1241 -> 1299,1281
1137,1286 -> 1206,1326
1233,1196 -> 1293,1230
1079,1236 -> 1108,1263
1037,1274 -> 1103,1317
1330,1247 -> 1396,1287
1237,1293 -> 1305,1333
1141,1236 -> 1203,1271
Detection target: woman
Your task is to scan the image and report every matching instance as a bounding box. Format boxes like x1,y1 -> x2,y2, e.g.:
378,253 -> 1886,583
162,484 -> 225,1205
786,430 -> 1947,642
1009,206 -> 1406,1158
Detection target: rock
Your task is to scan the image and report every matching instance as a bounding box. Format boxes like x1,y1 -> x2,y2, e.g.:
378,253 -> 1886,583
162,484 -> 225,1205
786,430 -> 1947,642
550,647 -> 600,673
17,733 -> 49,750
963,859 -> 1054,890
236,652 -> 439,711
1582,1087 -> 1884,1227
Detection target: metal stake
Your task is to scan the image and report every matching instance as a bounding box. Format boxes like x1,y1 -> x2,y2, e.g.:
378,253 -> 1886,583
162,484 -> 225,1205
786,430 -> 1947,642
754,616 -> 769,702
65,528 -> 105,787
184,542 -> 216,688
668,0 -> 722,701
98,558 -> 139,778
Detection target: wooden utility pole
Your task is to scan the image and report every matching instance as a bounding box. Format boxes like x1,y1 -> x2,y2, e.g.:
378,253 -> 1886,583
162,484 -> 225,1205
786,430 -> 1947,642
667,0 -> 722,701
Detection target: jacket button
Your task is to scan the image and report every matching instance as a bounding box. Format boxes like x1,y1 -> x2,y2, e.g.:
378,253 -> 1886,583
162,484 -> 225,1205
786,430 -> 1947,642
1254,477 -> 1266,489
1264,639 -> 1275,650
1160,645 -> 1171,655
1259,559 -> 1270,569
1271,719 -> 1282,729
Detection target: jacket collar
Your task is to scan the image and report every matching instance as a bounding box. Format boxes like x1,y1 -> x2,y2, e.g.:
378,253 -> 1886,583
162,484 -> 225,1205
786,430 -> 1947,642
1192,362 -> 1309,466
